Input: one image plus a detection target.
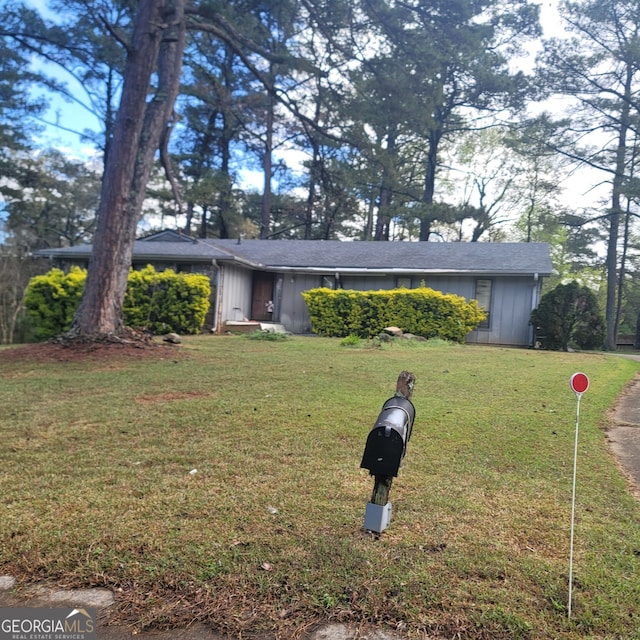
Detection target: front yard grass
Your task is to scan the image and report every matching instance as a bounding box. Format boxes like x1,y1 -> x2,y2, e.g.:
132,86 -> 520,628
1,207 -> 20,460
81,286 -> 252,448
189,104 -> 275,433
1,336 -> 640,639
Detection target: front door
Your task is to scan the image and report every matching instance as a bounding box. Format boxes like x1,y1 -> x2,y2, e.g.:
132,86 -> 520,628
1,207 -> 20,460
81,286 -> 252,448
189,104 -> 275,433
251,272 -> 274,321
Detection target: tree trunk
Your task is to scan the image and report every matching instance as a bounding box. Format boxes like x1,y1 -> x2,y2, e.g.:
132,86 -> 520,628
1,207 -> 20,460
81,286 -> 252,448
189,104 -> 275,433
604,64 -> 633,351
303,91 -> 323,241
420,129 -> 441,242
605,200 -> 621,351
260,75 -> 275,240
615,202 -> 632,345
374,183 -> 392,241
370,370 -> 416,506
374,127 -> 397,242
70,0 -> 186,339
363,191 -> 375,241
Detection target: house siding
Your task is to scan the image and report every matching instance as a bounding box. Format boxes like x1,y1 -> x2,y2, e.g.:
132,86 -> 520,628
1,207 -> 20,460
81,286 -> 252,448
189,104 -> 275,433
467,276 -> 538,346
424,276 -> 475,299
278,274 -> 321,334
217,263 -> 253,326
341,275 -> 396,290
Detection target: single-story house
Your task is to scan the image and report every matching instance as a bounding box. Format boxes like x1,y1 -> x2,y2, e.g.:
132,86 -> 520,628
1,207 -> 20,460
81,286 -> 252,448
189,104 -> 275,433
36,230 -> 553,346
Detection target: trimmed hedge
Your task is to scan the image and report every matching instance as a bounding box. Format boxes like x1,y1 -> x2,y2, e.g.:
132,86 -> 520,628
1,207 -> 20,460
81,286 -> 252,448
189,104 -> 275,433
24,265 -> 211,340
123,265 -> 211,336
22,266 -> 87,341
301,287 -> 486,342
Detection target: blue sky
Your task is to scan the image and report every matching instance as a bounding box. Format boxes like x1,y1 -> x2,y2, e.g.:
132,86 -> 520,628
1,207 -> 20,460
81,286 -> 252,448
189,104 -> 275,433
25,0 -> 103,158
22,0 -> 594,210
25,0 -> 564,156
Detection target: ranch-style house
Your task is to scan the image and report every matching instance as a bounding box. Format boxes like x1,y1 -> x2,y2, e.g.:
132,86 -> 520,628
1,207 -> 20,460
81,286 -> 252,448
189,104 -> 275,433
37,230 -> 553,347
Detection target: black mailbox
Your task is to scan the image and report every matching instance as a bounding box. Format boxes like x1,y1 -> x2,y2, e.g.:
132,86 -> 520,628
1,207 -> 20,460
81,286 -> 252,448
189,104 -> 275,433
360,395 -> 415,477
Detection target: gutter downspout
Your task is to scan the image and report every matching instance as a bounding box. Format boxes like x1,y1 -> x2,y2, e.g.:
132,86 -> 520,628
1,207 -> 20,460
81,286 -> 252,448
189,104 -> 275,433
213,260 -> 224,334
530,272 -> 539,347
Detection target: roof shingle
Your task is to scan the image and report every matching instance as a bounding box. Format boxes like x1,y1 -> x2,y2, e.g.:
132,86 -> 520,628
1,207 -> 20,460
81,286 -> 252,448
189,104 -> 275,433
36,238 -> 553,276
204,239 -> 553,275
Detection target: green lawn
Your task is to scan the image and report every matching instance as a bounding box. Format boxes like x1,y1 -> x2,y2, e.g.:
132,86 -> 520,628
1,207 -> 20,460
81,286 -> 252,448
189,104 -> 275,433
1,336 -> 640,639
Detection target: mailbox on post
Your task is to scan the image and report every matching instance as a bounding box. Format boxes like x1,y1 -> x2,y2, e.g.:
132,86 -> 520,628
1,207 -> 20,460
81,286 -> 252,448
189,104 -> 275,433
360,395 -> 415,477
360,371 -> 416,534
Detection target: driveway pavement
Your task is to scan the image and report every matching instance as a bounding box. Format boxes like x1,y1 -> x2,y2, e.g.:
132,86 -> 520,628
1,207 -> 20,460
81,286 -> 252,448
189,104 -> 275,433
607,371 -> 640,498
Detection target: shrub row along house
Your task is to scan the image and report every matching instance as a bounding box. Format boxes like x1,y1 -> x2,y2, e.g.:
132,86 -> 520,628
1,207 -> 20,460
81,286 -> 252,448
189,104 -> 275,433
36,230 -> 553,347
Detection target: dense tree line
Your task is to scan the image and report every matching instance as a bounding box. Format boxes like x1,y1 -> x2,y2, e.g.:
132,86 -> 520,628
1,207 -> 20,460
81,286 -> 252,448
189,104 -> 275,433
0,0 -> 638,346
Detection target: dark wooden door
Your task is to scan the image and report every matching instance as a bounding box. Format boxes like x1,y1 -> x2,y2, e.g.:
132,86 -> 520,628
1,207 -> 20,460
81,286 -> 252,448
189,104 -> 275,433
251,272 -> 274,320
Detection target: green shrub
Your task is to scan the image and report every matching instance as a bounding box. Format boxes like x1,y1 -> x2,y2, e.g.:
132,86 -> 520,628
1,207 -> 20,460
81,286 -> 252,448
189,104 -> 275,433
301,286 -> 485,342
245,330 -> 290,341
123,266 -> 211,335
530,280 -> 605,351
24,265 -> 211,340
23,267 -> 86,340
339,334 -> 362,347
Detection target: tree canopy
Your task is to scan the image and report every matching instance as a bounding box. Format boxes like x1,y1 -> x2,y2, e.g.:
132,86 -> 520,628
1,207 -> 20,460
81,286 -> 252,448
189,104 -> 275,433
0,0 -> 639,344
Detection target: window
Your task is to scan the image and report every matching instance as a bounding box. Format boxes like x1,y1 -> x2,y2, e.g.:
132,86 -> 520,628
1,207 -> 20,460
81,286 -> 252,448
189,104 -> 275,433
396,277 -> 412,289
475,279 -> 492,329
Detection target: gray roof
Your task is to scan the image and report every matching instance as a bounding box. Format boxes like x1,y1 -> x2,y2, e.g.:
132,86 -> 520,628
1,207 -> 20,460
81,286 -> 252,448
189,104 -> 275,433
203,239 -> 553,276
36,238 -> 553,276
36,239 -> 226,263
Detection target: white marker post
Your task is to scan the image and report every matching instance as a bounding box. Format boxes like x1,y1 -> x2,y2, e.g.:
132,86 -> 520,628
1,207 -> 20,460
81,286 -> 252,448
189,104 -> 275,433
568,372 -> 589,620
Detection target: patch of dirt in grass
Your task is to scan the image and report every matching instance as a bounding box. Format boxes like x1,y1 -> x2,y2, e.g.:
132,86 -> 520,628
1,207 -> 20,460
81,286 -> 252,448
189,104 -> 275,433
0,341 -> 183,364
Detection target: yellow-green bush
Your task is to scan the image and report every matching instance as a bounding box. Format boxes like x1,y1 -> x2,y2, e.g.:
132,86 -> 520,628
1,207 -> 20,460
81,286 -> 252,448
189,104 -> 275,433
123,266 -> 211,335
22,267 -> 87,341
301,287 -> 485,342
24,265 -> 211,340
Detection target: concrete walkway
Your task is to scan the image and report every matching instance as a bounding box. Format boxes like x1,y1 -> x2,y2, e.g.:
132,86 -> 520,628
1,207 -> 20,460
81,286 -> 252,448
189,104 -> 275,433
607,373 -> 640,499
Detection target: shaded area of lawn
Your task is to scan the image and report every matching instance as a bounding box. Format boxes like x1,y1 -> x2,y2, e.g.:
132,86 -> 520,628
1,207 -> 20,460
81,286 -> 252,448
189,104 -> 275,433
1,336 -> 640,639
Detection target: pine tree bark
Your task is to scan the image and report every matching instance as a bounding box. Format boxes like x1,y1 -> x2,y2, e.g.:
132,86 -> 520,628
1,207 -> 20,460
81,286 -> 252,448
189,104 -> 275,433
70,0 -> 186,339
